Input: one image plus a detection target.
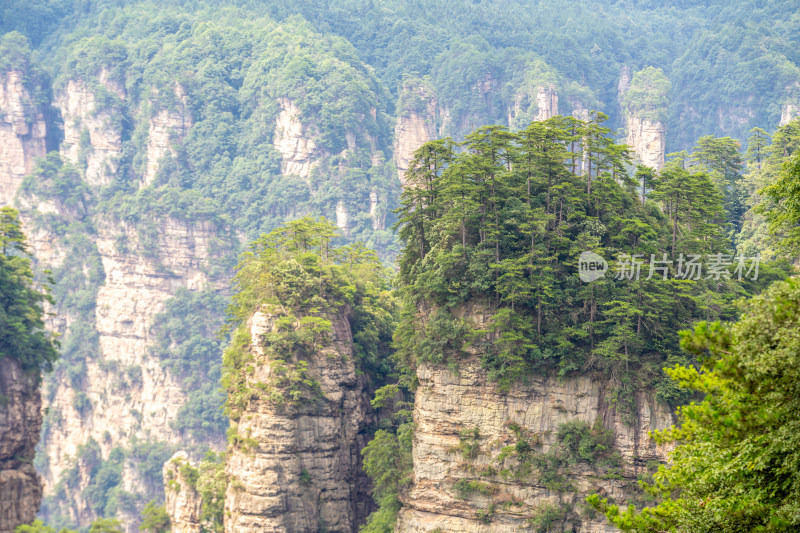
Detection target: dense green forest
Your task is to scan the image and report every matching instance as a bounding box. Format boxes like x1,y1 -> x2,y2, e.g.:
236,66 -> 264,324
5,0 -> 800,145
3,0 -> 800,531
361,116 -> 800,530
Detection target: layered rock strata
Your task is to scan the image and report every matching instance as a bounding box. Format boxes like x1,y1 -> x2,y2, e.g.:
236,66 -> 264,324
41,215 -> 229,493
224,309 -> 373,533
143,84 -> 193,186
274,98 -> 320,180
396,357 -> 674,532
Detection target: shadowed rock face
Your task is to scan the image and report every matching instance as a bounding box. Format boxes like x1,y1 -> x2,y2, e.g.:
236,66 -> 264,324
396,357 -> 674,533
224,309 -> 374,533
0,358 -> 43,533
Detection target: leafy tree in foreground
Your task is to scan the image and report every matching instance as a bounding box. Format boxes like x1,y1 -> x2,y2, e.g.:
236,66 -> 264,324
139,500 -> 170,533
15,520 -> 76,533
762,150 -> 800,258
87,519 -> 123,533
589,277 -> 800,532
0,206 -> 58,374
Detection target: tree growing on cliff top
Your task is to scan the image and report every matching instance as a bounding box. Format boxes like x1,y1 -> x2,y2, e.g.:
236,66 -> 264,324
0,206 -> 58,374
621,66 -> 670,123
589,277 -> 800,531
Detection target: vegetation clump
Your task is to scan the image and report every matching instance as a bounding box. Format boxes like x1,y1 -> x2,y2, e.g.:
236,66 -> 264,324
222,215 -> 396,420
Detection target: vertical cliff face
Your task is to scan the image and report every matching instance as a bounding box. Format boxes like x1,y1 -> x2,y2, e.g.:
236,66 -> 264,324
55,72 -> 125,187
621,68 -> 670,170
0,66 -> 47,533
224,308 -> 373,533
626,114 -> 666,170
394,83 -> 438,186
779,84 -> 800,126
0,69 -> 47,206
274,98 -> 320,180
780,103 -> 799,126
0,359 -> 43,533
396,357 -> 673,532
163,452 -> 203,533
143,84 -> 193,187
534,85 -> 559,122
507,84 -> 559,130
39,214 -> 231,508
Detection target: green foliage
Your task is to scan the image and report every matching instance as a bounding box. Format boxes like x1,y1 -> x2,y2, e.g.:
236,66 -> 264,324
555,420 -> 619,468
622,67 -> 670,122
41,5 -> 399,255
739,121 -> 800,260
494,420 -> 620,492
0,207 -> 59,374
170,451 -> 225,533
528,503 -> 569,533
360,422 -> 414,533
14,520 -> 77,533
223,216 -> 396,421
138,501 -> 169,533
88,518 -> 123,533
456,427 -> 480,461
40,438 -> 176,531
150,288 -> 228,441
762,149 -> 800,257
590,278 -> 800,532
688,135 -> 746,232
453,479 -> 496,499
394,117 -> 747,404
0,31 -> 32,72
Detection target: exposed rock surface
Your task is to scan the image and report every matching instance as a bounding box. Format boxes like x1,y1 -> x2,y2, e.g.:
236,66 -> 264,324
38,214 -> 231,529
396,357 -> 674,532
0,358 -> 43,533
394,84 -> 437,185
0,70 -> 47,205
626,113 -> 666,170
163,452 -> 203,533
56,71 -> 125,187
274,98 -> 320,179
507,84 -> 558,131
780,103 -> 799,126
535,85 -> 559,122
224,309 -> 373,533
143,84 -> 193,186
335,200 -> 350,236
617,66 -> 632,106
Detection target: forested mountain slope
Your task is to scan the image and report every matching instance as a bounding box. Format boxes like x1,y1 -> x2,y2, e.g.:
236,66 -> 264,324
0,1 -> 799,531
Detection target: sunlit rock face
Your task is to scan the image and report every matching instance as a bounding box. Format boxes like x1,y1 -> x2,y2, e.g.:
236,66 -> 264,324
163,452 -> 203,533
396,307 -> 673,533
626,113 -> 666,170
0,69 -> 47,206
394,83 -> 438,186
143,83 -> 193,187
56,70 -> 125,187
224,309 -> 374,533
